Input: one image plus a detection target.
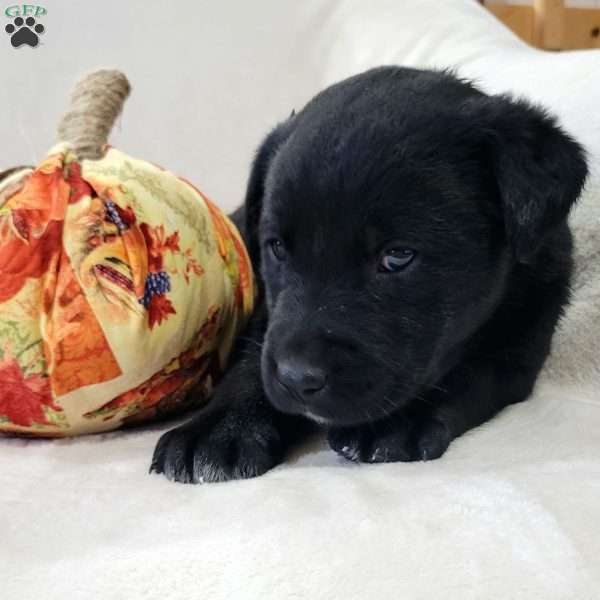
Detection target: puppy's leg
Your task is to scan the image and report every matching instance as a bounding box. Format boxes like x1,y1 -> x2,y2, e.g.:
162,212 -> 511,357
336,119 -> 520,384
151,307 -> 311,483
328,359 -> 537,463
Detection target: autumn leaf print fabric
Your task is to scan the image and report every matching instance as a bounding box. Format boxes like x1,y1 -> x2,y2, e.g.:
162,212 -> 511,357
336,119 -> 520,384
0,145 -> 254,436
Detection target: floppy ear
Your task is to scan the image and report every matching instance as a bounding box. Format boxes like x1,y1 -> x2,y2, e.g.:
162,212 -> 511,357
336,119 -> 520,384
466,95 -> 588,263
244,115 -> 296,267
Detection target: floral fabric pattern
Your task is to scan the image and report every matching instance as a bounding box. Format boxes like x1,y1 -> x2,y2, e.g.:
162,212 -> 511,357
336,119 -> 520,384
0,146 -> 254,436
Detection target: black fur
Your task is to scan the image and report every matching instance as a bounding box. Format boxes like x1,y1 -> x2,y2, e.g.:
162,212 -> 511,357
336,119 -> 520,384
151,67 -> 587,482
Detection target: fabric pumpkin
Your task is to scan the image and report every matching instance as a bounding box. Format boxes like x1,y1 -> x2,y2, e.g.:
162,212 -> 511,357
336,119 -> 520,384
0,145 -> 254,436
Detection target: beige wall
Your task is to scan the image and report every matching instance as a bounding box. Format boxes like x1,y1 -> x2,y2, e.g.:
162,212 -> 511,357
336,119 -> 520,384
0,0 -> 329,213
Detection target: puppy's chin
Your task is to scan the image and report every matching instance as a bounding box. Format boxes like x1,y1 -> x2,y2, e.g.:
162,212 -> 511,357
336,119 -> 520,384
301,411 -> 333,426
262,375 -> 331,424
262,372 -> 407,428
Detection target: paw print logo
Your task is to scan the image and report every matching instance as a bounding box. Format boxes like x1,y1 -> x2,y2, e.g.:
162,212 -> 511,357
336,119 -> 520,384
5,16 -> 45,48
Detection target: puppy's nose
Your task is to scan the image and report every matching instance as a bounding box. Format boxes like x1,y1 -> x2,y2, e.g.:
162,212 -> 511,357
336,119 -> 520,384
276,358 -> 327,397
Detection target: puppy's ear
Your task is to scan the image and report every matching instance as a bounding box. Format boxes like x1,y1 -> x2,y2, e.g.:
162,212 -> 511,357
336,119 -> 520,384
466,95 -> 588,262
244,116 -> 295,267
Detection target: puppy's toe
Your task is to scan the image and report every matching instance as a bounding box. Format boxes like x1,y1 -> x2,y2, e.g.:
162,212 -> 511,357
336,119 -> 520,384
328,427 -> 363,462
150,426 -> 196,483
372,417 -> 451,462
413,418 -> 451,461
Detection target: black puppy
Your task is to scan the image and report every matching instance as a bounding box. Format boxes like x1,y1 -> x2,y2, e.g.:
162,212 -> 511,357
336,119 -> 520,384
151,67 -> 587,483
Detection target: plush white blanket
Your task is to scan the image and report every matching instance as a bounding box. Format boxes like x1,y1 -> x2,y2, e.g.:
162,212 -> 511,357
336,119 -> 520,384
2,1 -> 599,599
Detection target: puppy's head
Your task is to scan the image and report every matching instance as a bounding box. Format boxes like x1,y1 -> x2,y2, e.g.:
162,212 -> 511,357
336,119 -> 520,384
244,68 -> 586,426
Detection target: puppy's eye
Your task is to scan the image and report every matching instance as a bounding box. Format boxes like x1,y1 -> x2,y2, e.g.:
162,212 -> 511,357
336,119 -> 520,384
379,248 -> 415,273
267,238 -> 287,261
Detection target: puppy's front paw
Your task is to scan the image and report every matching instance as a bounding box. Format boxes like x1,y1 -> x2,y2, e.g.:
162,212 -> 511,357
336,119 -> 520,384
150,407 -> 284,483
328,414 -> 451,463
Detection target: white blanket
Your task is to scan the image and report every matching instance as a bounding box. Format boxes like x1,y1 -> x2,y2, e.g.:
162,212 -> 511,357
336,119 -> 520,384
2,1 -> 599,599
